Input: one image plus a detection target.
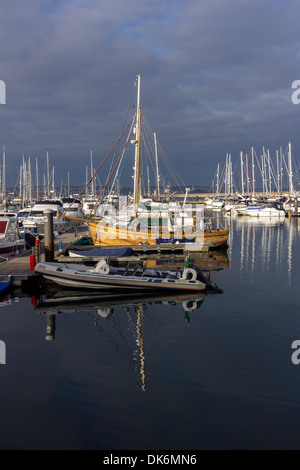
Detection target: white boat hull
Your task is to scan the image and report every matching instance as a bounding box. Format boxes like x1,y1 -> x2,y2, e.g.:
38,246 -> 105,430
35,262 -> 207,292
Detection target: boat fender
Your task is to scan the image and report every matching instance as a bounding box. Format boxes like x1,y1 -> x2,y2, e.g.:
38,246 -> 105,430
182,268 -> 197,282
94,259 -> 111,274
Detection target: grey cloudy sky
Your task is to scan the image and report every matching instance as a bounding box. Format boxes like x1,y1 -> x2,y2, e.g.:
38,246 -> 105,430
0,0 -> 299,191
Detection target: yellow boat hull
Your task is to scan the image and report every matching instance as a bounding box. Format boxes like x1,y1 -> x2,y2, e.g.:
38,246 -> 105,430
88,221 -> 230,249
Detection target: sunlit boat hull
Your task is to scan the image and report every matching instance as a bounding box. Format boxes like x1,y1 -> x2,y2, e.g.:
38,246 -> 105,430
88,221 -> 230,249
35,261 -> 207,292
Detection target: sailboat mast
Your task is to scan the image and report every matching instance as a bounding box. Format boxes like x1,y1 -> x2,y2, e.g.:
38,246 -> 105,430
154,132 -> 160,198
240,151 -> 244,196
36,157 -> 39,202
133,74 -> 141,210
288,141 -> 294,196
251,147 -> 255,198
19,164 -> 23,207
2,145 -> 5,204
90,149 -> 94,196
46,149 -> 50,199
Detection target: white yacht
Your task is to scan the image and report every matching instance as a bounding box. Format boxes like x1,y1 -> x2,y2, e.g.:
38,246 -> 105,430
0,216 -> 26,258
62,198 -> 85,227
240,202 -> 285,218
21,199 -> 72,236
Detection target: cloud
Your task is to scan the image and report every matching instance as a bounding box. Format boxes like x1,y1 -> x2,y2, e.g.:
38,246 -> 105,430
0,0 -> 299,191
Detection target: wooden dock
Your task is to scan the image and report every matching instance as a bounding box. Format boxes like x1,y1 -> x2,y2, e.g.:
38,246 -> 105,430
0,225 -> 90,285
0,223 -> 226,287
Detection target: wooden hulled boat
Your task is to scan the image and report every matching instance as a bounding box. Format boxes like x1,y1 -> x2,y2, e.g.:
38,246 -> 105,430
88,220 -> 230,249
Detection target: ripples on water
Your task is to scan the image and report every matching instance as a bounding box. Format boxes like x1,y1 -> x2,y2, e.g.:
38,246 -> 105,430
0,217 -> 300,449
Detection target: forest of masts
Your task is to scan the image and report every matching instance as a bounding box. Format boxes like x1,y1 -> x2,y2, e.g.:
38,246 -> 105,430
211,142 -> 298,198
0,147 -> 102,207
0,142 -> 299,207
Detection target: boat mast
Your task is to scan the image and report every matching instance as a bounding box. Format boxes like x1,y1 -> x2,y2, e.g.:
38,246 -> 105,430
90,149 -> 94,196
36,157 -> 39,202
240,151 -> 244,197
28,156 -> 32,205
19,164 -> 23,207
288,141 -> 294,196
154,132 -> 160,198
2,145 -> 5,205
251,147 -> 255,198
46,149 -> 50,199
133,74 -> 142,213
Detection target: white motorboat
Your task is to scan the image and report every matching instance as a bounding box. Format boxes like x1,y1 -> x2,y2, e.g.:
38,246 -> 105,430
21,199 -> 72,235
243,202 -> 285,218
0,216 -> 26,258
35,258 -> 214,292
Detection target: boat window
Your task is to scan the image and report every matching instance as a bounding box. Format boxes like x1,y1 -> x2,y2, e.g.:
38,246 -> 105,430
31,211 -> 44,216
0,221 -> 8,234
18,211 -> 30,217
7,221 -> 17,233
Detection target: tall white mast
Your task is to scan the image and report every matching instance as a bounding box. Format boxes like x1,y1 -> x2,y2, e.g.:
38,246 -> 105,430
19,164 -> 23,206
224,155 -> 228,198
251,147 -> 255,198
288,142 -> 294,196
46,150 -> 50,198
28,156 -> 32,205
276,150 -> 280,195
240,151 -> 244,196
267,149 -> 272,195
147,166 -> 150,198
36,157 -> 39,202
85,166 -> 88,198
133,74 -> 141,212
52,166 -> 55,196
154,132 -> 160,198
90,149 -> 94,196
2,145 -> 5,203
23,155 -> 27,203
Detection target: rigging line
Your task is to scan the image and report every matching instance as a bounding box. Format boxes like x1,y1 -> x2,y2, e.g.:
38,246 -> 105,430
65,117 -> 134,214
89,124 -> 135,216
107,80 -> 139,178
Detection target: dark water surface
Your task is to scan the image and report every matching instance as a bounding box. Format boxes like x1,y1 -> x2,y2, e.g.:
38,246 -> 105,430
1,216 -> 300,450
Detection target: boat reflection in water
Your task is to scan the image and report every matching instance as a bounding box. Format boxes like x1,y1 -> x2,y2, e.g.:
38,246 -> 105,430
34,288 -> 220,391
230,215 -> 297,285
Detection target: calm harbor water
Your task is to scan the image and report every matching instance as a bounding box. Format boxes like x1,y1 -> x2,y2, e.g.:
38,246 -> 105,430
1,216 -> 300,450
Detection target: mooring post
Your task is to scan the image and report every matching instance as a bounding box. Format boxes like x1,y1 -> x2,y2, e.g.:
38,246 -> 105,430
295,197 -> 298,217
46,315 -> 56,341
44,208 -> 54,262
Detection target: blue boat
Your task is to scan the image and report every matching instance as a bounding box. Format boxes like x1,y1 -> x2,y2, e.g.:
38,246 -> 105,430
0,282 -> 11,298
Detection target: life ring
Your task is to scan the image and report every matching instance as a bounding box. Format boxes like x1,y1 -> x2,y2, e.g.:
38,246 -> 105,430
182,268 -> 197,281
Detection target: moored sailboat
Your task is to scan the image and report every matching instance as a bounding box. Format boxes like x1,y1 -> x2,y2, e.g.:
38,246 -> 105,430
83,75 -> 230,249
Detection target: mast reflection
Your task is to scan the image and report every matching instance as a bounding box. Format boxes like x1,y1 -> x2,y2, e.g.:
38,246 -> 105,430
35,288 -> 217,391
234,216 -> 298,285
